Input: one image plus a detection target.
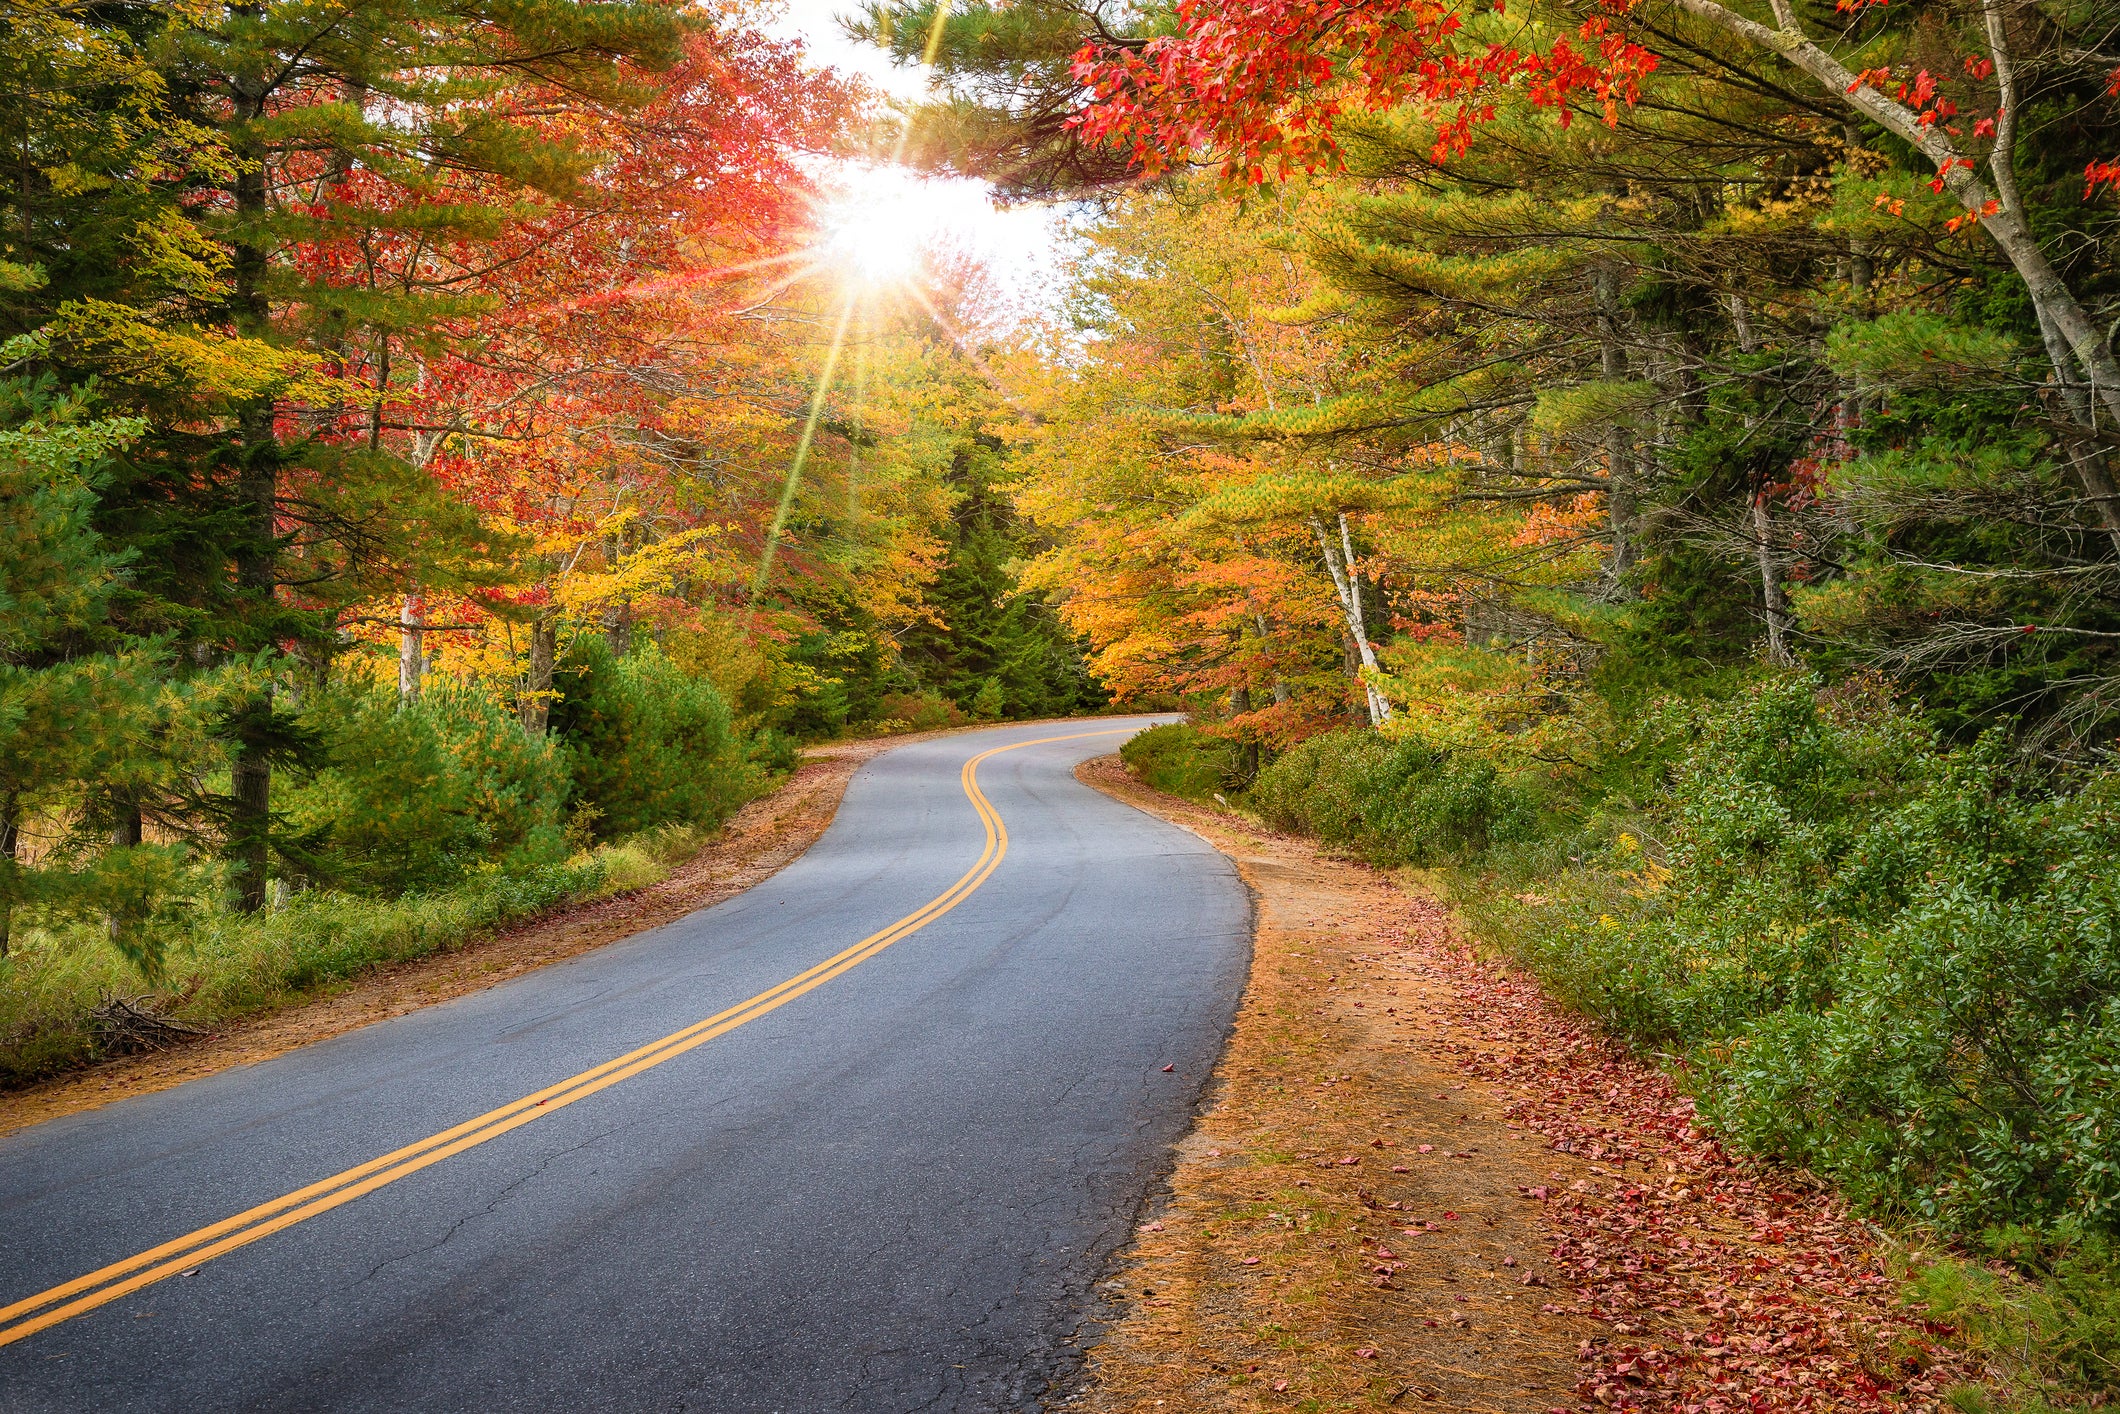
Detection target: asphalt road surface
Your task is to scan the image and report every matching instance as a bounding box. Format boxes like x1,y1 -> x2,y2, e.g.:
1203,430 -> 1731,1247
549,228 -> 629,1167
0,718 -> 1251,1413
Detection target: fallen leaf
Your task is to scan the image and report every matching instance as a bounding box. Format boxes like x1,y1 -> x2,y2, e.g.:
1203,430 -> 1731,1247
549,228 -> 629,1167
1161,1064 -> 1175,1072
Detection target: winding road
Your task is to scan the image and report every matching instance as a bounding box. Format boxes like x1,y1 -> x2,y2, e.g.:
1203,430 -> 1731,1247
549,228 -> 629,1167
0,718 -> 1252,1413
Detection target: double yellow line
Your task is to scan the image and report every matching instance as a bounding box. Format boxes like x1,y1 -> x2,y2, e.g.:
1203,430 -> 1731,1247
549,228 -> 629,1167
0,728 -> 1126,1350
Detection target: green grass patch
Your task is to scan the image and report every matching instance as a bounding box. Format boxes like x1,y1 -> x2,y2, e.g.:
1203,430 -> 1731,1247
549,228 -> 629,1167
0,818 -> 736,1092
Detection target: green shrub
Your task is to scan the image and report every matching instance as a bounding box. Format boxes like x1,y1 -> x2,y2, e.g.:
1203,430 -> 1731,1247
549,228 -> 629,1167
1912,1224 -> 2120,1407
1486,677 -> 2120,1240
1120,722 -> 1243,800
282,676 -> 569,895
0,850 -> 610,1088
550,637 -> 757,839
875,689 -> 968,732
1250,727 -> 1537,864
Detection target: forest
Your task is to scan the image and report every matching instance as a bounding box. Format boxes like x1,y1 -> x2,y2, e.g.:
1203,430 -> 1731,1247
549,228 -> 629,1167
0,0 -> 1099,1083
4,0 -> 2119,1404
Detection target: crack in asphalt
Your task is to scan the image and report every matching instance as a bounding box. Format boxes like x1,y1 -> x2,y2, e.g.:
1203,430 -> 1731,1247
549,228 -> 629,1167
346,1117 -> 637,1291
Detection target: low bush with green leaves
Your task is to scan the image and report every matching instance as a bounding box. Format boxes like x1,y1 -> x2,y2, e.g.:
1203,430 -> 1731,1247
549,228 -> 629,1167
1119,722 -> 1244,800
281,676 -> 570,895
1217,677 -> 2120,1405
1479,678 -> 2120,1242
0,640 -> 788,1091
0,849 -> 611,1088
1250,726 -> 1539,865
874,689 -> 969,733
550,637 -> 759,839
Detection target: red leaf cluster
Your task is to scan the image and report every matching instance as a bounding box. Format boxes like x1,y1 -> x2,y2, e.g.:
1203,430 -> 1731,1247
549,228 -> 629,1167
1067,0 -> 1658,181
1372,896 -> 1982,1413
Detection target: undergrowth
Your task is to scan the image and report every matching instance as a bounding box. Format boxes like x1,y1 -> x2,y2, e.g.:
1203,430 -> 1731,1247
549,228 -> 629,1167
1134,680 -> 2120,1409
0,817 -> 733,1091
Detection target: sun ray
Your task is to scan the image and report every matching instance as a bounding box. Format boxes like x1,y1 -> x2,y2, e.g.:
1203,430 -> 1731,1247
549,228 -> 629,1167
751,290 -> 860,604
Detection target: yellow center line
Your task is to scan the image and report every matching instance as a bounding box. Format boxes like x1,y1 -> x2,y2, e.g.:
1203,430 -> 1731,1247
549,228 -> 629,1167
0,727 -> 1129,1349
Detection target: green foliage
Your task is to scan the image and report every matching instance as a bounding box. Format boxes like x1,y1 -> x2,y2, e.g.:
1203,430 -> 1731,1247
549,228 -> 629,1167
1249,726 -> 1537,865
0,845 -> 624,1089
549,636 -> 758,840
1120,722 -> 1244,800
1479,678 -> 2120,1241
1913,1225 -> 2120,1407
897,467 -> 1107,722
281,676 -> 569,895
876,688 -> 970,732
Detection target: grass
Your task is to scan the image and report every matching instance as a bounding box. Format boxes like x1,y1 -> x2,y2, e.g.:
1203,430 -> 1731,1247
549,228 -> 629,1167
0,820 -> 727,1091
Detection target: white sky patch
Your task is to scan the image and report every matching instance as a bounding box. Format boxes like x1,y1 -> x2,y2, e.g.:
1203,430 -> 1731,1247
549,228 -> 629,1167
762,0 -> 1076,319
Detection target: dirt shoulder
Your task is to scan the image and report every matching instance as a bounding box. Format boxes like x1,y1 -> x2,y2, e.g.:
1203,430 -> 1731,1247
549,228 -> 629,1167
0,738 -> 899,1138
1069,757 -> 1976,1414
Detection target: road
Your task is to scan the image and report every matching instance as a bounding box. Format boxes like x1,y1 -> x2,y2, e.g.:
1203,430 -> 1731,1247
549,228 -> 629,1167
0,718 -> 1251,1413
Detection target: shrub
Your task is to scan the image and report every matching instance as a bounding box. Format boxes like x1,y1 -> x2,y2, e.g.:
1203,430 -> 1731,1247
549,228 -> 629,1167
549,637 -> 757,840
282,676 -> 569,895
875,689 -> 968,732
1486,677 -> 2120,1239
1120,722 -> 1244,800
1250,727 -> 1537,865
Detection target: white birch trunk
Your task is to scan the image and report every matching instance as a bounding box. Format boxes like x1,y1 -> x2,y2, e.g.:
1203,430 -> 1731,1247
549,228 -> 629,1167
1312,513 -> 1391,726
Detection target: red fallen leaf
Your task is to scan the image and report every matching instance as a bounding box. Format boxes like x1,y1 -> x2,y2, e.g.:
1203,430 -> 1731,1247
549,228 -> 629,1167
1139,1221 -> 1164,1232
1443,1211 -> 1459,1220
1272,1379 -> 1290,1391
1502,1256 -> 1517,1266
1391,1164 -> 1411,1173
1376,1246 -> 1396,1258
1370,1138 -> 1387,1147
1355,1347 -> 1378,1358
1417,1144 -> 1435,1153
1161,1064 -> 1175,1072
1241,1256 -> 1261,1265
1339,1156 -> 1360,1165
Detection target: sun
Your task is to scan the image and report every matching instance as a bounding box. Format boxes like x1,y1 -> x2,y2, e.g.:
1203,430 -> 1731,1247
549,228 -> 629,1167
815,166 -> 937,287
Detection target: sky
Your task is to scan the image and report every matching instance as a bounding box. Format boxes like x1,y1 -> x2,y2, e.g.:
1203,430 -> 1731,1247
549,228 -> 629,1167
759,0 -> 1076,312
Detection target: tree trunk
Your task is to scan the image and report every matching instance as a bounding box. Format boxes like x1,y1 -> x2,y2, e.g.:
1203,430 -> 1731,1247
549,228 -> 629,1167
2032,310 -> 2120,555
0,791 -> 18,957
602,531 -> 632,656
108,801 -> 143,944
1753,494 -> 1796,667
1312,513 -> 1391,726
226,64 -> 278,915
520,617 -> 557,735
398,592 -> 424,703
1594,266 -> 1638,584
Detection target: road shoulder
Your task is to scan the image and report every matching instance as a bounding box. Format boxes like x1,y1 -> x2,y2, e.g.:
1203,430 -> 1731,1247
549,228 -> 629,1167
1070,755 -> 1974,1414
